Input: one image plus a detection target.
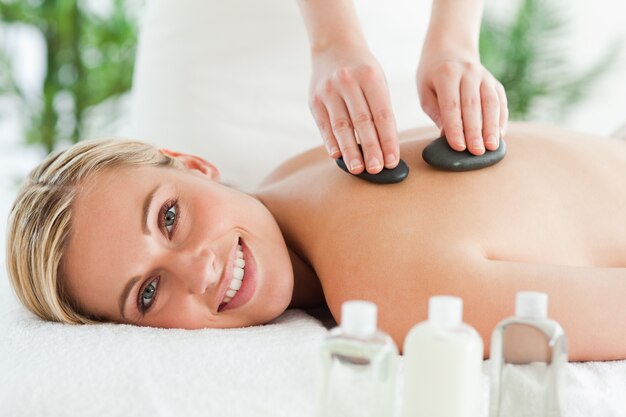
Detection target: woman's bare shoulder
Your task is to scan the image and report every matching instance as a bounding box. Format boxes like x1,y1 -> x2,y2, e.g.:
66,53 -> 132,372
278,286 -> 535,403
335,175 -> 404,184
257,122 -> 620,188
258,146 -> 326,188
259,125 -> 440,187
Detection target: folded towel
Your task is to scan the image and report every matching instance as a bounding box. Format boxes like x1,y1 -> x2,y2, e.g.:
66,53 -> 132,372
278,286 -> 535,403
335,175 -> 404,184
0,303 -> 328,417
3,298 -> 625,417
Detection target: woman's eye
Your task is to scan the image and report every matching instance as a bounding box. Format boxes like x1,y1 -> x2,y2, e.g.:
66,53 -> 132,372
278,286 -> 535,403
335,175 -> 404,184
164,206 -> 176,230
160,199 -> 179,238
140,278 -> 159,312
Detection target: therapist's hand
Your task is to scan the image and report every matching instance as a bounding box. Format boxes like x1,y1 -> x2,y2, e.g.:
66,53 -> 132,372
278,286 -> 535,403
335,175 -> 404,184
417,49 -> 509,155
308,43 -> 400,175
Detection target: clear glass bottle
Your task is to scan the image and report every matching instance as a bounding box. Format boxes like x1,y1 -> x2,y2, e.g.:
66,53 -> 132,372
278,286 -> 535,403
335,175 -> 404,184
401,295 -> 484,417
489,292 -> 568,417
316,300 -> 398,417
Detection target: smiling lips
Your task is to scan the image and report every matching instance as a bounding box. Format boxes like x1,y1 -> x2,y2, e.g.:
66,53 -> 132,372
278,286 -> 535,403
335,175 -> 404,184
222,243 -> 245,304
218,237 -> 256,312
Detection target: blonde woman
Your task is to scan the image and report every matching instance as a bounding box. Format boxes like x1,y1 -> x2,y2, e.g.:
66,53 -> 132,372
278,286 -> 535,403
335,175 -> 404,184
6,122 -> 626,361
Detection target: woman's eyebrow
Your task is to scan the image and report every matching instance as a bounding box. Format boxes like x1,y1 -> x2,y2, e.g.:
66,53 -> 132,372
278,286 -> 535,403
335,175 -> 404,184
142,184 -> 161,235
119,275 -> 141,319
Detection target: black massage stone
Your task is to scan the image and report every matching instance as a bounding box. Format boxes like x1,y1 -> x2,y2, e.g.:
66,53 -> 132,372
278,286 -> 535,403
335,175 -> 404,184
422,136 -> 507,171
335,146 -> 409,184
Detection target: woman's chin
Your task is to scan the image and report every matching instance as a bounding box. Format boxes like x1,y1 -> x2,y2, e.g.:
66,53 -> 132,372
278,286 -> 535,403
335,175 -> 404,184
264,293 -> 293,322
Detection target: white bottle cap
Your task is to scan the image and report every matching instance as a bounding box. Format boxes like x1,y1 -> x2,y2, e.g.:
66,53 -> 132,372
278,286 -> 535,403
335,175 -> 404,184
515,291 -> 548,319
341,300 -> 377,337
428,295 -> 463,328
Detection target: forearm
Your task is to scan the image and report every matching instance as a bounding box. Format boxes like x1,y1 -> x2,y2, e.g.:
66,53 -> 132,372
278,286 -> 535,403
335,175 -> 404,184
296,0 -> 367,54
424,0 -> 485,56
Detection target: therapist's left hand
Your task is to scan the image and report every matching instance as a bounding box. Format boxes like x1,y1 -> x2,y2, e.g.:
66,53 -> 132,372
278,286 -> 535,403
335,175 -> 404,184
417,50 -> 509,155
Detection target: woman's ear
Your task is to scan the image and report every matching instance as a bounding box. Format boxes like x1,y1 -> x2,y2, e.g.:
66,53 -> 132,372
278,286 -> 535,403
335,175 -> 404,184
159,149 -> 221,182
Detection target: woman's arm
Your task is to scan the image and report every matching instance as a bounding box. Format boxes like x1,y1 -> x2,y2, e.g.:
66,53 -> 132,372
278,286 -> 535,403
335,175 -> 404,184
384,248 -> 626,361
296,0 -> 401,176
426,0 -> 485,55
296,0 -> 366,55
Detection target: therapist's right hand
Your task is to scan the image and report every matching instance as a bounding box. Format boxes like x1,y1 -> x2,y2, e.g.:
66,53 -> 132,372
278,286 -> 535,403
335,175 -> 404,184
308,43 -> 400,175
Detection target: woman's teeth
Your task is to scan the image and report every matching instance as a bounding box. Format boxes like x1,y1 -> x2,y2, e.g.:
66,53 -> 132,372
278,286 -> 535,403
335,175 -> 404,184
222,244 -> 245,304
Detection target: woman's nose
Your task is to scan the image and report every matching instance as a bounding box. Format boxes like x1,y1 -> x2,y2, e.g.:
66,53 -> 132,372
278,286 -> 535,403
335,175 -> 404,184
174,248 -> 220,294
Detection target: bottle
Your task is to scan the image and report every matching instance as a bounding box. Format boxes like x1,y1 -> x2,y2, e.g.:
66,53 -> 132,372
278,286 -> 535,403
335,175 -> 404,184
402,295 -> 484,417
316,300 -> 398,417
489,291 -> 568,417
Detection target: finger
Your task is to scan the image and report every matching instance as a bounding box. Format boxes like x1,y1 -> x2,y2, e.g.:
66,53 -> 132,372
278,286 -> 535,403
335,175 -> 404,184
338,75 -> 384,174
419,86 -> 442,130
324,94 -> 364,174
434,73 -> 465,151
460,74 -> 485,155
480,80 -> 500,151
310,96 -> 341,158
360,72 -> 400,169
496,82 -> 509,137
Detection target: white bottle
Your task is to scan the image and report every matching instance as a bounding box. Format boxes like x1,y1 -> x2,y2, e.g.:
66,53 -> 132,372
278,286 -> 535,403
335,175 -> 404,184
402,295 -> 484,417
489,292 -> 568,417
316,300 -> 398,417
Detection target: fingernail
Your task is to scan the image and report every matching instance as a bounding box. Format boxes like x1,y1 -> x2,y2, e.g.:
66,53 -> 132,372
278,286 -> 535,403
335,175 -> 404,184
368,157 -> 382,171
486,135 -> 498,148
329,146 -> 340,156
455,139 -> 466,149
385,153 -> 396,167
350,159 -> 363,171
472,138 -> 484,150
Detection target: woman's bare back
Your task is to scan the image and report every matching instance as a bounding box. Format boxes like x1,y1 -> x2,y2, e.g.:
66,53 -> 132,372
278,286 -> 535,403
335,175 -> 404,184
256,122 -> 626,360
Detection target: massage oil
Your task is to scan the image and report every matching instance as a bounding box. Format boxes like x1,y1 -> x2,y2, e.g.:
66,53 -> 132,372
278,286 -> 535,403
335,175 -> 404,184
489,292 -> 568,417
401,295 -> 484,417
316,300 -> 398,417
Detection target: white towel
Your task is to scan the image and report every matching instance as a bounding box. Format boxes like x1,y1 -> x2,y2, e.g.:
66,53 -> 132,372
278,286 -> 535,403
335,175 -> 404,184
0,304 -> 328,417
3,296 -> 626,417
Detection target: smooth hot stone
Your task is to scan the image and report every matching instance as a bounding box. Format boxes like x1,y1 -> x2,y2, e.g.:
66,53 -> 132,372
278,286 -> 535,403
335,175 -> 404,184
336,155 -> 410,184
422,136 -> 507,171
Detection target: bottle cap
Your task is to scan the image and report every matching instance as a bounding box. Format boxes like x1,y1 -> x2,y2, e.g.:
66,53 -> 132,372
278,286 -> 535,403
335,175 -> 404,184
341,300 -> 377,337
515,291 -> 548,319
428,295 -> 463,327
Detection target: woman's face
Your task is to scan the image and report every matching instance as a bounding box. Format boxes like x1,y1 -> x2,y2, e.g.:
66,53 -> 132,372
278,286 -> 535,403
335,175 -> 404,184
63,153 -> 294,329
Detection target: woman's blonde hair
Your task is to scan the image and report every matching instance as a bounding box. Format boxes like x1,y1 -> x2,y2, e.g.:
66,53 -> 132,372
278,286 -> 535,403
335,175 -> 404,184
5,138 -> 183,324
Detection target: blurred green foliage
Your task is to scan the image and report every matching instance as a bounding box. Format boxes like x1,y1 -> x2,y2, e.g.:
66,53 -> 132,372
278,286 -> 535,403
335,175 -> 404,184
0,0 -> 139,152
480,0 -> 622,121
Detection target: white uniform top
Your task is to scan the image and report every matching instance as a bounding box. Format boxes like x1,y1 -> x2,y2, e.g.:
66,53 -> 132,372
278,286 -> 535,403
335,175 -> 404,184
131,0 -> 431,191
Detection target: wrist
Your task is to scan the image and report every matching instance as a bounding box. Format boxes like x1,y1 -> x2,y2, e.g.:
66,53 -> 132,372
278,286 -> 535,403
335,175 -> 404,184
421,35 -> 480,64
310,31 -> 368,56
425,0 -> 483,58
298,0 -> 368,56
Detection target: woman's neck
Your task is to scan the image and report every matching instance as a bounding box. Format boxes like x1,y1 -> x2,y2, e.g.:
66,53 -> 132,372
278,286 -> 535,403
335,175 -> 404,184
287,244 -> 325,309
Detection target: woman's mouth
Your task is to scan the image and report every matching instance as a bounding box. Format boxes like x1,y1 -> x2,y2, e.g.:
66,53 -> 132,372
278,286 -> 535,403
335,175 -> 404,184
221,243 -> 245,304
218,238 -> 256,312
